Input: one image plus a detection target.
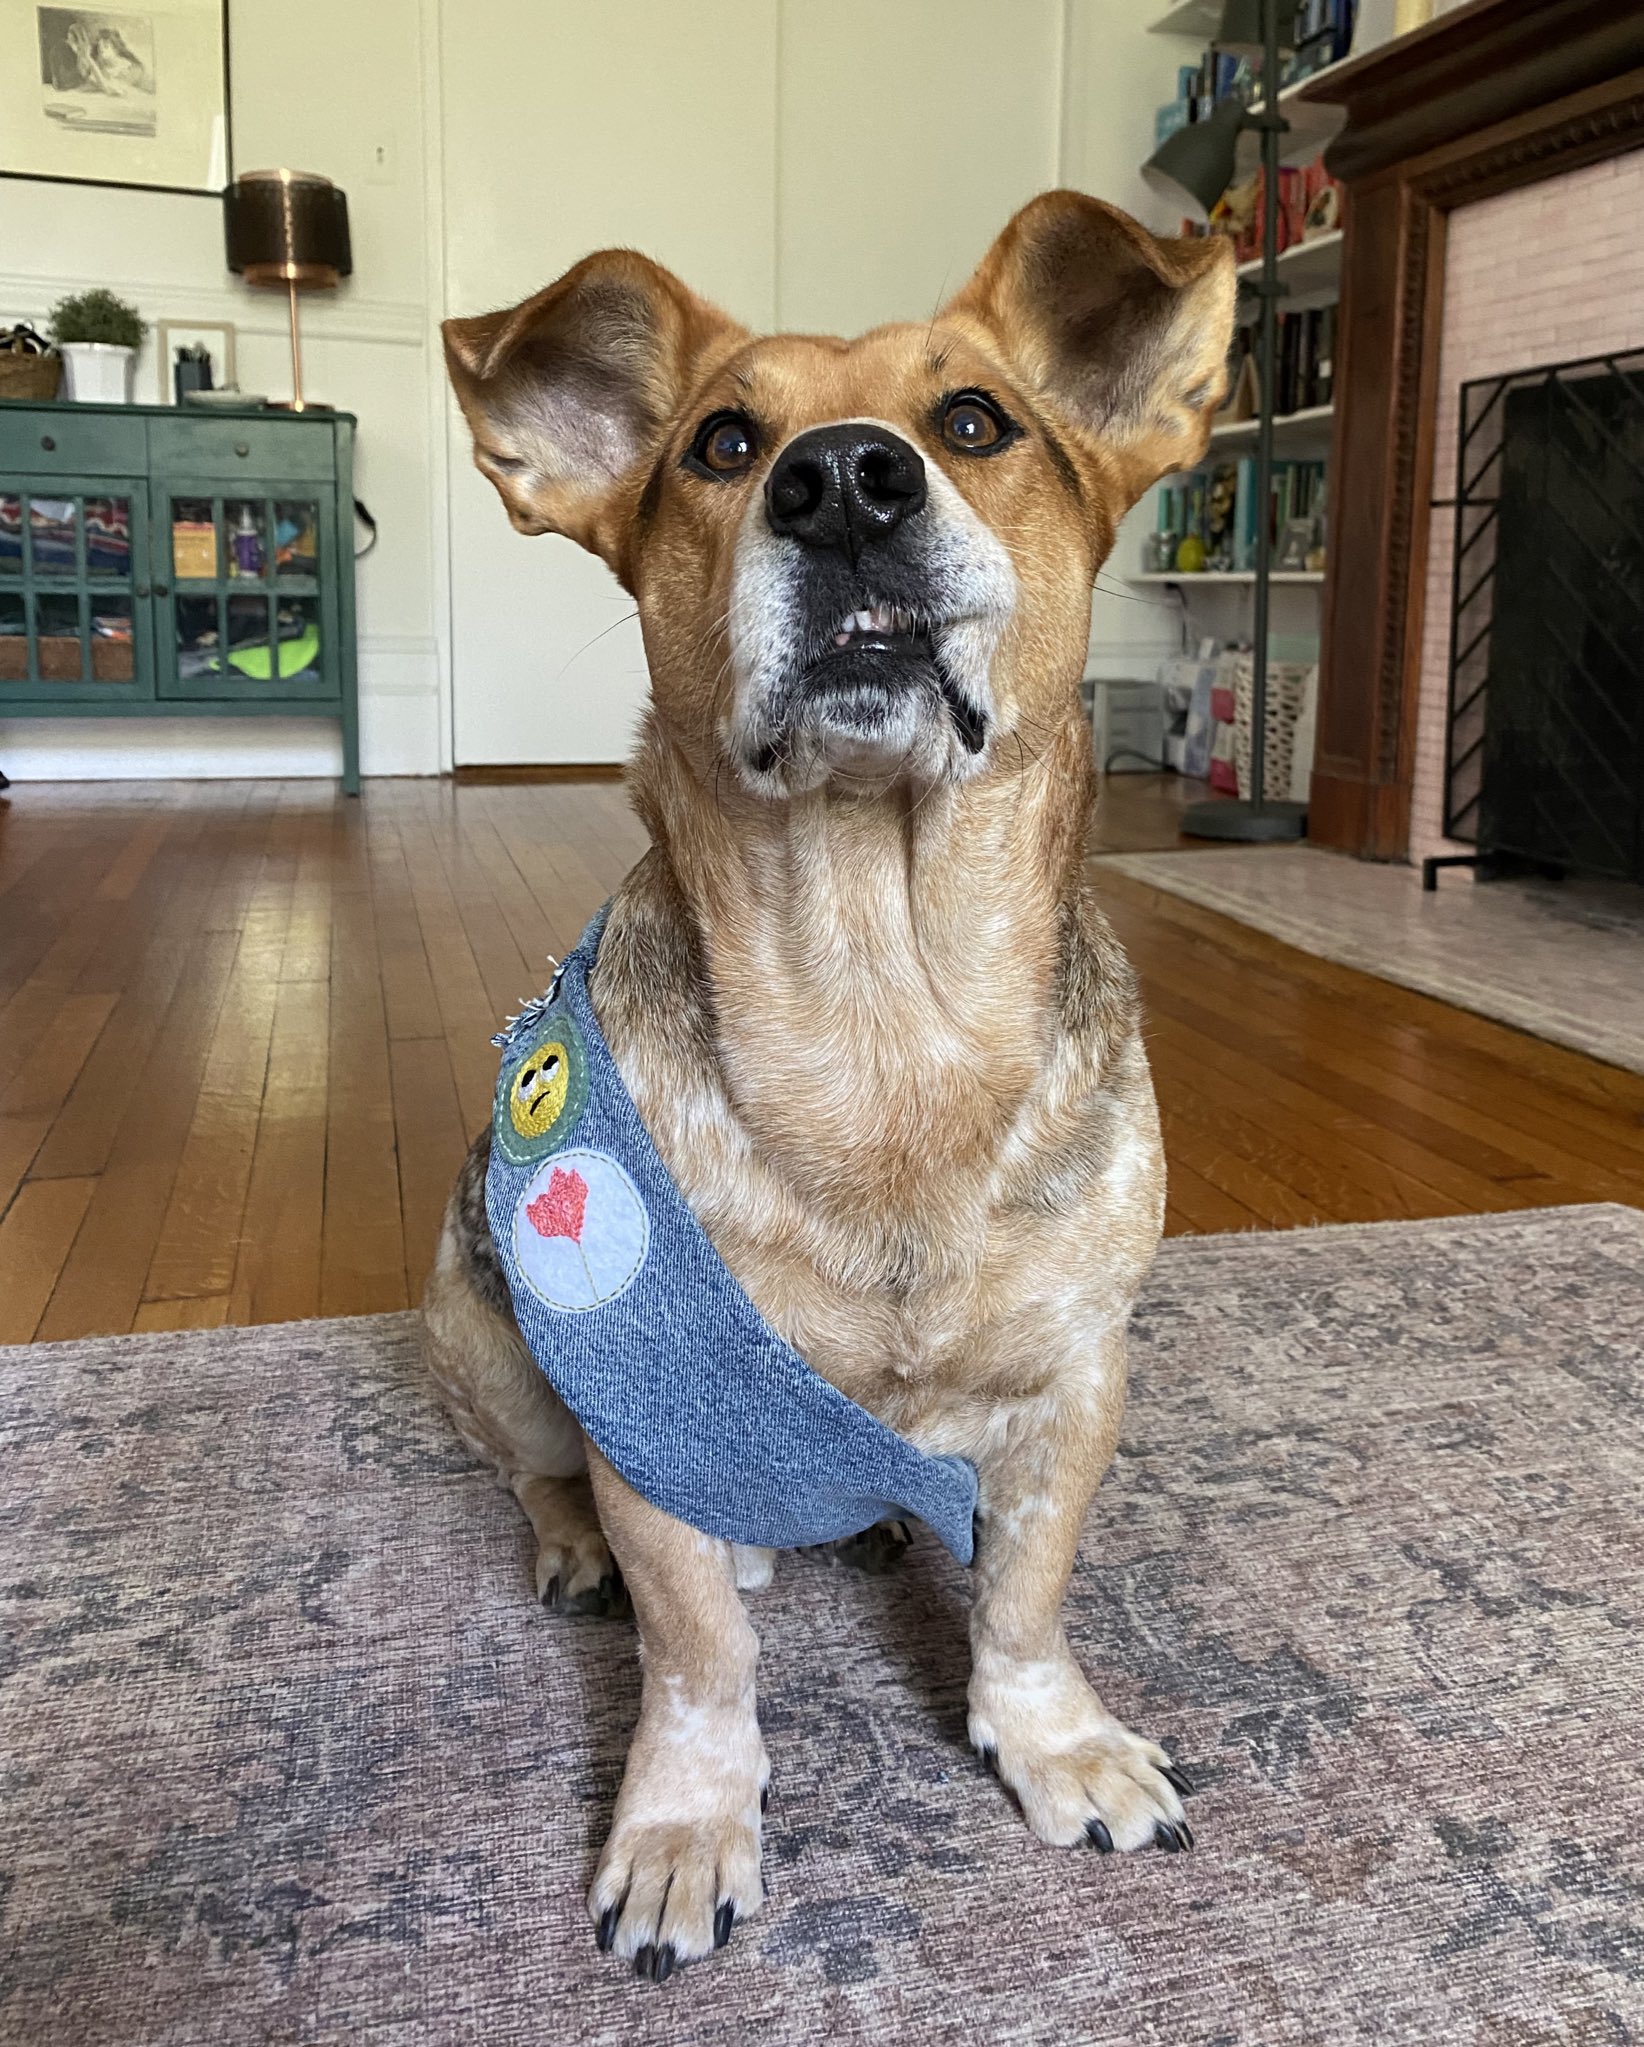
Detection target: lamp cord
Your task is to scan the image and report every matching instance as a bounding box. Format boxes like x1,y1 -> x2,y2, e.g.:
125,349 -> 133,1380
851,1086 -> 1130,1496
353,500 -> 378,559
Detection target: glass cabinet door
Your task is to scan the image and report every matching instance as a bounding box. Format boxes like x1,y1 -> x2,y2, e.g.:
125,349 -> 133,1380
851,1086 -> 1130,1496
153,485 -> 337,702
0,477 -> 152,701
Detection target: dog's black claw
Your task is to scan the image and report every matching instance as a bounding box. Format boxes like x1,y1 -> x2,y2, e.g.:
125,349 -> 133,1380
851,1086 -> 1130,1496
832,1519 -> 914,1574
1177,1819 -> 1195,1849
573,1572 -> 631,1618
652,1942 -> 676,1982
760,1782 -> 770,1814
596,1904 -> 619,1953
977,1745 -> 1000,1777
1086,1816 -> 1114,1853
714,1902 -> 735,1950
1154,1820 -> 1186,1852
541,1575 -> 560,1608
1160,1763 -> 1195,1797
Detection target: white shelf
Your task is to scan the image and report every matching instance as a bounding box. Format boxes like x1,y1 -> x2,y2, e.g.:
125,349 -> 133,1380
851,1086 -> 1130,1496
1207,402 -> 1334,451
1125,571 -> 1326,585
1236,228 -> 1342,308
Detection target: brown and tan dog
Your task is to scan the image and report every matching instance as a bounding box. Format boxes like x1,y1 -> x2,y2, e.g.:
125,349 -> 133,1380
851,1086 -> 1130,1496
424,191 -> 1234,1979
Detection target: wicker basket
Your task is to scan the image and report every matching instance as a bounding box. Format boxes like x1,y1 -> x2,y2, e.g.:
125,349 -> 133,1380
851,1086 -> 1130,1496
0,349 -> 63,402
1231,656 -> 1320,807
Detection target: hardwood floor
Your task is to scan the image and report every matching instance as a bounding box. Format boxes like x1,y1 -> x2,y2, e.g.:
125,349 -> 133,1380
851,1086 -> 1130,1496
1,775 -> 1640,1344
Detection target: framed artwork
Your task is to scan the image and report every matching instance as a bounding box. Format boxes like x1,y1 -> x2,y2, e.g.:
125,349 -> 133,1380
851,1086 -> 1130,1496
155,317 -> 235,401
0,0 -> 231,197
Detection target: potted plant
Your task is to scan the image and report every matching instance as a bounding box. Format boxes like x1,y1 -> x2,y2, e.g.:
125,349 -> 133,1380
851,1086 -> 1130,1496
48,289 -> 146,404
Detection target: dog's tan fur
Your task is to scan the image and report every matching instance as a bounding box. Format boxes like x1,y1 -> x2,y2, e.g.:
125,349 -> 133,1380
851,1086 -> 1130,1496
423,192 -> 1234,1975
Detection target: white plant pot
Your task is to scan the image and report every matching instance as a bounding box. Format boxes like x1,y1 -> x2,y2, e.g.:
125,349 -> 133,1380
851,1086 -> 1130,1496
60,343 -> 137,404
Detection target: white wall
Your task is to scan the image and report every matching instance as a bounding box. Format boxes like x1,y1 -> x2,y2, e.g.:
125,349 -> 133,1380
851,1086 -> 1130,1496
2,0 -> 1180,777
776,0 -> 1064,335
1064,0 -> 1191,688
439,0 -> 779,768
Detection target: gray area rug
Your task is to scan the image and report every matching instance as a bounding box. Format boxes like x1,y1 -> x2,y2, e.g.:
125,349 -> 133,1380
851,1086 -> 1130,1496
1099,844 -> 1644,1073
3,1208 -> 1643,2046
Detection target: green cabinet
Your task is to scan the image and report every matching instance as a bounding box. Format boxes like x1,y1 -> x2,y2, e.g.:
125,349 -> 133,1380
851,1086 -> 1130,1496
0,399 -> 360,792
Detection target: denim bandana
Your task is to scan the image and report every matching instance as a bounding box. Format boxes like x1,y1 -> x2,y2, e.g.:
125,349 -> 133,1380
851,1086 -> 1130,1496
485,910 -> 978,1566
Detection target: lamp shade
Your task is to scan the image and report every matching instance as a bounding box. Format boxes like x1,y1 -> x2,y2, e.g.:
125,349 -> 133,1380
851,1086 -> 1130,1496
1215,0 -> 1296,55
1140,95 -> 1248,222
224,169 -> 352,288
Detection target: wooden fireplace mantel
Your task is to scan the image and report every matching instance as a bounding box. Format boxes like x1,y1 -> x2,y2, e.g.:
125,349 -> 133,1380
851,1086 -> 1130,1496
1297,0 -> 1644,859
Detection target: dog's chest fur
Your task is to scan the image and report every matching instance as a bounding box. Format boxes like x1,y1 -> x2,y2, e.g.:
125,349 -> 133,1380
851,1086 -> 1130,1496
589,812 -> 1164,1456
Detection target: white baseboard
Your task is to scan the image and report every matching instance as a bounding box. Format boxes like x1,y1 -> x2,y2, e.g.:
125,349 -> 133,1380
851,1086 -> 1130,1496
0,635 -> 441,780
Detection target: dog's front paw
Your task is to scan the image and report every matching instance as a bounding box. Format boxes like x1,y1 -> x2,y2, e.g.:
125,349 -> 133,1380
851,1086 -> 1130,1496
511,1473 -> 631,1617
535,1531 -> 629,1617
970,1651 -> 1193,1853
589,1718 -> 768,1978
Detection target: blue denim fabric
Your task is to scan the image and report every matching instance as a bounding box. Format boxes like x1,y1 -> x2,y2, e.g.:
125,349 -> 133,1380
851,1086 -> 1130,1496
484,910 -> 978,1565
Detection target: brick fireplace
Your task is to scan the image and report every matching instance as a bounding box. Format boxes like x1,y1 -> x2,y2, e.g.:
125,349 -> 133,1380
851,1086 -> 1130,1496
1410,150 -> 1644,872
1293,0 -> 1644,863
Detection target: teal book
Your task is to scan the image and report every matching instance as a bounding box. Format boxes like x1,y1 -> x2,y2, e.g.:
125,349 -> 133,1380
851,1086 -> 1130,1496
1234,456 -> 1259,572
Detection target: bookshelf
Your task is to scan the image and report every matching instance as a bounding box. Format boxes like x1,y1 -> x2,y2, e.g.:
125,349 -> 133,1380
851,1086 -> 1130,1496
1132,18 -> 1345,605
1130,4 -> 1353,835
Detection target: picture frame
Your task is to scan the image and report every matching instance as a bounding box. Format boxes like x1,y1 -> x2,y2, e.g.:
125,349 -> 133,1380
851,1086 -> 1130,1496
0,0 -> 231,198
155,317 -> 236,403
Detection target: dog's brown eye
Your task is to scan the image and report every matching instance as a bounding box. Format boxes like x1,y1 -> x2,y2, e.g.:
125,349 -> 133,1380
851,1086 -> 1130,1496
941,392 -> 1010,453
690,412 -> 759,479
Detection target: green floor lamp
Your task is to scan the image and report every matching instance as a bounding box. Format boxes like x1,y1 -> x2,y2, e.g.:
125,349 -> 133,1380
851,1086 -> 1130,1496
1142,0 -> 1309,843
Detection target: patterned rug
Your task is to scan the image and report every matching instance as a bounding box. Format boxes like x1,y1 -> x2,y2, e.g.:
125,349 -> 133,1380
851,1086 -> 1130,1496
3,1207 -> 1642,2046
1098,845 -> 1644,1074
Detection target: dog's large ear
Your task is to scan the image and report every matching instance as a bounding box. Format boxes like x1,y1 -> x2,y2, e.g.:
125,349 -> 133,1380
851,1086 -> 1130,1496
443,251 -> 746,572
943,190 -> 1236,502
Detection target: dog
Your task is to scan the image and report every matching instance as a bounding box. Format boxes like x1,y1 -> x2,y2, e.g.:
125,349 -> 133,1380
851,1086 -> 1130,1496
424,189 -> 1235,1979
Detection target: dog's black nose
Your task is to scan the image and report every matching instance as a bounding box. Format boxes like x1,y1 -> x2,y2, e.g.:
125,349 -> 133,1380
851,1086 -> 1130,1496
765,424 -> 926,557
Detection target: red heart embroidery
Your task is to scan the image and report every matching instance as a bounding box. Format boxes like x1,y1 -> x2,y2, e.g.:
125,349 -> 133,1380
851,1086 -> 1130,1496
527,1165 -> 588,1244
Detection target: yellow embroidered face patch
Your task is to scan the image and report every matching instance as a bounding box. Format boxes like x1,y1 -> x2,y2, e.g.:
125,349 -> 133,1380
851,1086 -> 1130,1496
510,1042 -> 569,1139
493,1005 -> 589,1166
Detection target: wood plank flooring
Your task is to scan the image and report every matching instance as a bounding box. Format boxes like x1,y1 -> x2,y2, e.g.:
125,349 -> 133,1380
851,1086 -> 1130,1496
1,775 -> 1640,1343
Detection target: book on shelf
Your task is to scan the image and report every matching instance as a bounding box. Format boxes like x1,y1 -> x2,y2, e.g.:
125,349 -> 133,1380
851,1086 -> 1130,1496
1221,304 -> 1336,420
1144,459 -> 1329,577
1219,159 -> 1345,265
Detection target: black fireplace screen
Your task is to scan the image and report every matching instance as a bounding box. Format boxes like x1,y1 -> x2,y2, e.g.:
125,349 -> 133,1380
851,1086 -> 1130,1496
1443,348 -> 1644,883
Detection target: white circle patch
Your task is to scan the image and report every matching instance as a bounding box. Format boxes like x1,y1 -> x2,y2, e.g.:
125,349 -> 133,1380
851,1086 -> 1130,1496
512,1148 -> 650,1313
